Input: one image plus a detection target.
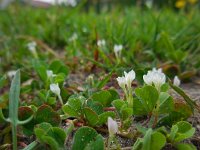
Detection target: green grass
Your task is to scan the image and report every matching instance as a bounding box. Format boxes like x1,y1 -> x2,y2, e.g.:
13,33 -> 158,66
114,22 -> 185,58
0,5 -> 200,77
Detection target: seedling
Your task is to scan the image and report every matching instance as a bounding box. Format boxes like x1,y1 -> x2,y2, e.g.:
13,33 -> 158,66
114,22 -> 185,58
0,70 -> 33,150
62,93 -> 116,127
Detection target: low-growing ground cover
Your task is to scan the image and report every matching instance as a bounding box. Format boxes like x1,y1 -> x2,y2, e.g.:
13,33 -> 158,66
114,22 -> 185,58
0,3 -> 200,150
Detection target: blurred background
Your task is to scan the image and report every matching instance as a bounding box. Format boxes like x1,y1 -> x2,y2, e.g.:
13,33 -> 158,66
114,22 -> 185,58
0,0 -> 199,10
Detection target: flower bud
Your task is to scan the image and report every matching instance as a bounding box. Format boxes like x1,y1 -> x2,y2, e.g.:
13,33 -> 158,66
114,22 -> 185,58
47,70 -> 56,78
50,83 -> 60,96
108,117 -> 118,136
173,76 -> 181,86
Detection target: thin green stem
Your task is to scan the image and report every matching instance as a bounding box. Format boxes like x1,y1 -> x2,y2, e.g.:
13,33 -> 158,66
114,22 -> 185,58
58,94 -> 63,105
23,141 -> 38,150
127,87 -> 133,107
113,136 -> 121,150
12,124 -> 17,150
107,135 -> 121,150
107,135 -> 114,150
0,109 -> 9,122
152,92 -> 160,128
122,87 -> 128,102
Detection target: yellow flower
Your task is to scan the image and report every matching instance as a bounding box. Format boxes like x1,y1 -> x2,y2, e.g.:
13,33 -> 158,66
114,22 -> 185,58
175,0 -> 186,8
188,0 -> 197,4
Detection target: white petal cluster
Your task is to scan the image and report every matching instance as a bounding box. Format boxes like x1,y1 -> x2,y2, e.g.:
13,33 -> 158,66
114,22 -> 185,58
86,74 -> 94,86
108,117 -> 118,136
116,76 -> 126,89
27,41 -> 38,58
97,39 -> 106,47
143,68 -> 166,90
114,44 -> 123,54
35,0 -> 77,6
124,70 -> 136,88
116,70 -> 135,107
50,83 -> 60,96
114,44 -> 123,60
173,76 -> 181,86
116,70 -> 135,89
69,33 -> 78,42
27,41 -> 37,53
145,0 -> 153,8
64,0 -> 77,7
47,70 -> 56,78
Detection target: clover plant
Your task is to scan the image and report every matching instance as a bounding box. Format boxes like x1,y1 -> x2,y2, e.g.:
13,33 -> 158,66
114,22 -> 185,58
112,99 -> 133,130
62,92 -> 116,127
167,121 -> 196,150
132,128 -> 166,150
34,122 -> 67,150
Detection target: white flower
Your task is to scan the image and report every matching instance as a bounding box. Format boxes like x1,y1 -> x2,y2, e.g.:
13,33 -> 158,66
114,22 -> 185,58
114,45 -> 123,53
116,76 -> 126,89
152,68 -> 162,73
116,70 -> 135,107
50,83 -> 60,96
39,0 -> 77,6
143,68 -> 166,90
124,70 -> 136,88
27,41 -> 38,58
114,44 -> 123,60
108,117 -> 118,136
117,70 -> 136,88
173,76 -> 181,86
145,0 -> 153,8
97,39 -> 106,47
7,70 -> 17,79
50,83 -> 63,105
47,70 -> 56,78
69,33 -> 78,42
86,74 -> 94,86
64,0 -> 77,7
27,41 -> 37,52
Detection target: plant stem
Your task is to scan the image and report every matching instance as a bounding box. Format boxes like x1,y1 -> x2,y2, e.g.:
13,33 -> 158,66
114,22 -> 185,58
152,114 -> 158,128
152,98 -> 160,128
108,135 -> 121,150
107,135 -> 114,150
58,94 -> 63,105
23,141 -> 38,150
12,124 -> 17,150
113,136 -> 121,150
127,87 -> 133,107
